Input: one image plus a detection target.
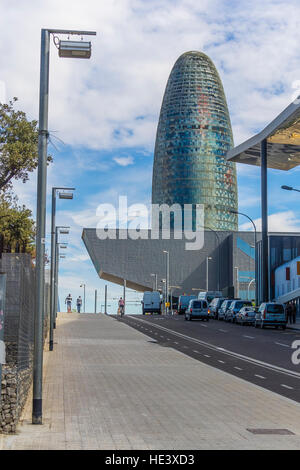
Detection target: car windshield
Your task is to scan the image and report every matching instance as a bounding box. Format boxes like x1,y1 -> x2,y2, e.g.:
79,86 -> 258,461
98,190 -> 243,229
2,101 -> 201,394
266,304 -> 284,314
192,301 -> 202,308
236,301 -> 251,308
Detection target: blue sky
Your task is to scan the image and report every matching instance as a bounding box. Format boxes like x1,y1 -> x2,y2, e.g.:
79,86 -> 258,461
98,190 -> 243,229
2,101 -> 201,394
1,0 -> 300,312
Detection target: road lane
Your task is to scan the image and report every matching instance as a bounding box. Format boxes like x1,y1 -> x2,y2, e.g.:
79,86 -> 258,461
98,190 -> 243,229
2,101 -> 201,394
115,314 -> 300,402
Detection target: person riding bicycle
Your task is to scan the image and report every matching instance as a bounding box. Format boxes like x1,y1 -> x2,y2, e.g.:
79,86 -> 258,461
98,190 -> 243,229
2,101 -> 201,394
118,297 -> 125,316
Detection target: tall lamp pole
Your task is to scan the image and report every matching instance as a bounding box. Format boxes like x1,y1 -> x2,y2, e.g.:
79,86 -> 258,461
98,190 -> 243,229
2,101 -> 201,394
206,256 -> 212,291
230,209 -> 257,305
33,28 -> 96,425
53,226 -> 69,330
80,284 -> 86,313
150,273 -> 158,291
50,189 -> 74,351
202,226 -> 220,291
163,251 -> 170,314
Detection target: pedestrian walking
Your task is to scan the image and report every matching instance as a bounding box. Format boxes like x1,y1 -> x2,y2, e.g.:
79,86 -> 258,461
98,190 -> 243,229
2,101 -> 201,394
286,302 -> 292,324
76,296 -> 82,313
65,293 -> 72,313
118,297 -> 125,316
291,302 -> 297,324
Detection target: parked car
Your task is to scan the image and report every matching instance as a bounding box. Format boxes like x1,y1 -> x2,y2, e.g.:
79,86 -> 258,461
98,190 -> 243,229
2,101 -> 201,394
141,291 -> 161,315
178,295 -> 197,314
198,291 -> 222,304
236,306 -> 256,325
225,300 -> 253,323
218,299 -> 234,320
208,297 -> 226,319
255,302 -> 286,329
185,299 -> 209,321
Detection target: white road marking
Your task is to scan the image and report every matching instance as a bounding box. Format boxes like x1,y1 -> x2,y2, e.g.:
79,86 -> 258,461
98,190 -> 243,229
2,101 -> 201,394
234,367 -> 243,371
193,350 -> 200,353
218,360 -> 225,364
204,354 -> 210,358
128,316 -> 300,380
218,329 -> 227,333
255,374 -> 266,379
281,384 -> 294,390
275,342 -> 290,348
243,335 -> 255,339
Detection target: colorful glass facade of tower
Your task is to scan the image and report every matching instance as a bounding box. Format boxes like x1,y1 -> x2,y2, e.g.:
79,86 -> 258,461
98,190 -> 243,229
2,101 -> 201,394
152,51 -> 238,231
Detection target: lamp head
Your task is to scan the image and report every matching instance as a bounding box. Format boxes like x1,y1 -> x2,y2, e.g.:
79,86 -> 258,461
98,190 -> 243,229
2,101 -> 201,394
59,40 -> 92,59
59,191 -> 73,200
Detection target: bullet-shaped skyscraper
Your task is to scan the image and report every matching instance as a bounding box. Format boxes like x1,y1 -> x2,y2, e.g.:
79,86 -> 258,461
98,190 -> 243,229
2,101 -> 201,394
152,51 -> 238,231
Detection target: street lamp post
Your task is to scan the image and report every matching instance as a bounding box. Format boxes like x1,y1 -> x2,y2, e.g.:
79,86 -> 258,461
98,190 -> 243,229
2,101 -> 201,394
234,266 -> 239,298
163,251 -> 170,314
150,273 -> 158,291
33,28 -> 96,425
247,278 -> 255,301
230,209 -> 257,305
80,284 -> 86,313
49,188 -> 74,351
104,285 -> 108,314
161,279 -> 166,314
53,226 -> 69,330
94,289 -> 97,314
206,256 -> 212,291
202,226 -> 220,291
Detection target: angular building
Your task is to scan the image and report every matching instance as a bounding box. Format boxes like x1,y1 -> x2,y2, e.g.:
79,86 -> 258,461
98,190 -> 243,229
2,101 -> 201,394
152,51 -> 238,231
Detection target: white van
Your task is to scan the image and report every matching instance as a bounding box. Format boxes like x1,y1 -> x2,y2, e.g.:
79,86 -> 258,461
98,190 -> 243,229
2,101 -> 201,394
141,291 -> 161,315
198,291 -> 222,305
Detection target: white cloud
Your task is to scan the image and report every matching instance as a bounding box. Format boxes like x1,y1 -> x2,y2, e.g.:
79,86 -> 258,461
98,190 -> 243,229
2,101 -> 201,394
113,156 -> 134,166
240,211 -> 300,232
2,0 -> 300,151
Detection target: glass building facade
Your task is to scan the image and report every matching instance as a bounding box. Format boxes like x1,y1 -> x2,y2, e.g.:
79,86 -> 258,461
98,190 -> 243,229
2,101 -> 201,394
152,51 -> 238,231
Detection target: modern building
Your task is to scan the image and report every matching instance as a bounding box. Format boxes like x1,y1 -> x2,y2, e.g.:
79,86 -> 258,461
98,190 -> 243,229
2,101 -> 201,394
256,234 -> 300,304
82,229 -> 256,301
152,51 -> 238,231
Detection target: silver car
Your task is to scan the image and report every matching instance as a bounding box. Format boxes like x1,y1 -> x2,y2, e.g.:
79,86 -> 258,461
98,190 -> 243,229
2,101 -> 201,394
236,306 -> 256,325
185,299 -> 209,321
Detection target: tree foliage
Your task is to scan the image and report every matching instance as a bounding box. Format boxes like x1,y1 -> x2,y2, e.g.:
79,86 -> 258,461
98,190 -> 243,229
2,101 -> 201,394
0,194 -> 35,254
0,97 -> 51,191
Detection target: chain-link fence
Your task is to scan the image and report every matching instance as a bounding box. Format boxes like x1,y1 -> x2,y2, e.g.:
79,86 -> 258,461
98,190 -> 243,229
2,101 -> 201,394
0,254 -> 50,433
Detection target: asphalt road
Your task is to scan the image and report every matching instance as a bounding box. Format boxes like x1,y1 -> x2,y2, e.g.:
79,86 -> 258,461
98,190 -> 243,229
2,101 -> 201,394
115,314 -> 300,403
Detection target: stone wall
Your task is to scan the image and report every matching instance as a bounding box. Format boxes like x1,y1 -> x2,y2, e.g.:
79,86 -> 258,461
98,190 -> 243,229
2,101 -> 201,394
0,254 -> 50,433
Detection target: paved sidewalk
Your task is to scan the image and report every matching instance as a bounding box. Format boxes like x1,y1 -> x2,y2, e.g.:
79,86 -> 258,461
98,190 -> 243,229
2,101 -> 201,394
288,322 -> 300,331
1,313 -> 300,450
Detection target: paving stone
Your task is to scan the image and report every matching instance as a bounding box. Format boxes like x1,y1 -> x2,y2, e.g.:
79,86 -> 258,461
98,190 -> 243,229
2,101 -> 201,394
0,313 -> 300,450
